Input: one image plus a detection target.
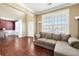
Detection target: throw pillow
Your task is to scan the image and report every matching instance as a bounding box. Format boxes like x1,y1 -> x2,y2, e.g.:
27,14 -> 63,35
60,34 -> 71,42
40,32 -> 46,38
53,33 -> 61,41
45,33 -> 53,39
68,37 -> 79,49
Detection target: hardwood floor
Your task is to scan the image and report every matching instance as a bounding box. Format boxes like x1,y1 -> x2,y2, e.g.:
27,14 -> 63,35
0,36 -> 54,56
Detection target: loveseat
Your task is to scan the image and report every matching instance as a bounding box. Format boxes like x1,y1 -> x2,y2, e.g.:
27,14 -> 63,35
34,32 -> 79,56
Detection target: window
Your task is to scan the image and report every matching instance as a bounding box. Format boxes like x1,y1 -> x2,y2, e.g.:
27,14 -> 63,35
42,9 -> 69,34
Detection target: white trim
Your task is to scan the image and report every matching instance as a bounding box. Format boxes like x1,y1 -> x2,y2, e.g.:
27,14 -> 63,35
0,16 -> 17,21
36,3 -> 76,15
42,8 -> 69,34
17,3 -> 36,14
5,3 -> 77,15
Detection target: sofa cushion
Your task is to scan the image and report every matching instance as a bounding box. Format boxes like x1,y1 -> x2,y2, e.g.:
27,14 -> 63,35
35,38 -> 47,45
45,39 -> 56,44
40,32 -> 46,38
54,41 -> 79,56
37,38 -> 56,47
45,33 -> 53,39
37,38 -> 47,42
68,37 -> 79,49
53,33 -> 61,41
35,38 -> 56,50
60,34 -> 71,42
73,42 -> 79,49
44,39 -> 56,48
36,38 -> 56,45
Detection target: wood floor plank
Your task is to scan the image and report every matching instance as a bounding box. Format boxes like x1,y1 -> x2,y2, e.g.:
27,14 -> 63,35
0,37 -> 54,56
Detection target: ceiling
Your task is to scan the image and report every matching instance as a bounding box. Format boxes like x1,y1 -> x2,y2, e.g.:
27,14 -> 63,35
23,3 -> 66,12
18,3 -> 76,15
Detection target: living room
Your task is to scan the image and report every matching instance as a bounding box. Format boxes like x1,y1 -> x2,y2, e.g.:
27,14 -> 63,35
0,3 -> 79,56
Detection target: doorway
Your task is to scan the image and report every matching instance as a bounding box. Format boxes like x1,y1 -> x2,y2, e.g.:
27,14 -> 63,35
15,20 -> 22,37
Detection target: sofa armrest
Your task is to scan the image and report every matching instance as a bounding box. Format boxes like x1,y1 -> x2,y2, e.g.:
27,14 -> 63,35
34,34 -> 40,40
68,37 -> 79,45
68,37 -> 79,49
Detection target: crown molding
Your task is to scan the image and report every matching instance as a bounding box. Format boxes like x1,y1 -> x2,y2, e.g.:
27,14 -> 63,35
4,3 -> 36,15
0,16 -> 17,21
35,3 -> 77,15
16,3 -> 77,15
4,3 -> 77,15
17,3 -> 36,14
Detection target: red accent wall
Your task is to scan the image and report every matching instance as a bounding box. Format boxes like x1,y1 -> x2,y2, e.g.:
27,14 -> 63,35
0,19 -> 15,30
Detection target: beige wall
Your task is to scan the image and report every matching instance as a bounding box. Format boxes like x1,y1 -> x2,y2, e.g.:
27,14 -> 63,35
21,15 -> 27,37
36,15 -> 42,33
69,4 -> 79,38
25,13 -> 36,36
36,4 -> 79,38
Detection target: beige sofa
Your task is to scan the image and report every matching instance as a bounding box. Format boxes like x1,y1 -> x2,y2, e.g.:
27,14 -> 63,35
34,32 -> 79,56
34,32 -> 71,50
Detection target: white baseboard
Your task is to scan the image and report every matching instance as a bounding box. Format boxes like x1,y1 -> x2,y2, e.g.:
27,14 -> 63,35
18,35 -> 34,38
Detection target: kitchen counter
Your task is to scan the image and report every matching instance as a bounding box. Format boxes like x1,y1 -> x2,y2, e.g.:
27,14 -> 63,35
0,30 -> 18,38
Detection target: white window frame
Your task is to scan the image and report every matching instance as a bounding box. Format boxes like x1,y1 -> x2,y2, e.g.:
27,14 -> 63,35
42,9 -> 69,34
